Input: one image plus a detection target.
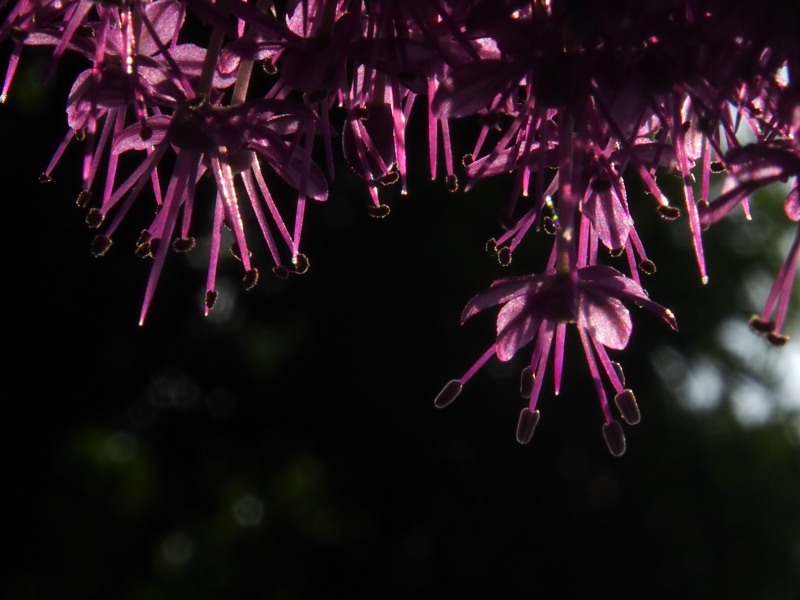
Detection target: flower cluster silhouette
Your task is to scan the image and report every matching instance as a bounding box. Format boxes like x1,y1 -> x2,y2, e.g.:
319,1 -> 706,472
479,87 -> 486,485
3,0 -> 798,453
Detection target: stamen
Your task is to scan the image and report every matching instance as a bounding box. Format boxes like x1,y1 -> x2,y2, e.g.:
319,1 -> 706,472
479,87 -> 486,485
90,235 -> 113,257
261,58 -> 278,75
272,265 -> 290,279
135,238 -> 159,259
137,230 -> 153,246
748,315 -> 775,334
497,247 -> 512,266
614,389 -> 641,425
172,237 -> 196,253
242,268 -> 259,290
76,190 -> 92,208
767,332 -> 790,346
367,204 -> 391,218
515,408 -> 540,444
292,253 -> 310,274
434,380 -> 462,408
602,420 -> 626,457
446,174 -> 458,192
205,290 -> 218,311
638,259 -> 657,275
612,361 -> 626,387
520,367 -> 535,398
657,205 -> 681,220
85,208 -> 104,228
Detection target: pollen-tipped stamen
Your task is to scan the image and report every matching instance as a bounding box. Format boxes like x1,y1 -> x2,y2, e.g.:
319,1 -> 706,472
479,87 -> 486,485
516,408 -> 540,444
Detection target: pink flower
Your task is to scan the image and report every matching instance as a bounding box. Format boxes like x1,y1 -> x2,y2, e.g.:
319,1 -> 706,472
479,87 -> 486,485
436,265 -> 677,456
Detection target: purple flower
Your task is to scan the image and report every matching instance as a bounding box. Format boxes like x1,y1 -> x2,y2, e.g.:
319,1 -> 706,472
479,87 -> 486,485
436,264 -> 677,456
2,0 -> 799,456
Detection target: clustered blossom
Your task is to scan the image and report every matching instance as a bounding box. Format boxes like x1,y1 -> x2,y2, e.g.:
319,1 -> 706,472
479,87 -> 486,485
2,0 -> 799,454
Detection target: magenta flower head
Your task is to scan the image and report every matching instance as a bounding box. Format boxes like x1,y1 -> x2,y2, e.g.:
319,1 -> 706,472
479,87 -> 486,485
434,202 -> 677,456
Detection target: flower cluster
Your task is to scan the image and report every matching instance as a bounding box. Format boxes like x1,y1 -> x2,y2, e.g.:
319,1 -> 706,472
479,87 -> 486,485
2,0 -> 798,453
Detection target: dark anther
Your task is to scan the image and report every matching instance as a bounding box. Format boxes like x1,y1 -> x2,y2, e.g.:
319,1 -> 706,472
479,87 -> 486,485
748,315 -> 775,334
378,171 -> 399,186
140,125 -> 153,141
230,242 -> 243,261
136,238 -> 159,259
137,230 -> 153,246
205,290 -> 218,310
85,208 -> 104,228
614,389 -> 641,425
367,204 -> 391,218
602,420 -> 626,457
462,153 -> 474,167
446,174 -> 458,192
272,265 -> 290,279
434,380 -> 462,409
520,367 -> 535,399
657,205 -> 681,220
639,259 -> 657,275
74,129 -> 86,142
612,361 -> 625,386
353,106 -> 369,120
609,247 -> 624,258
38,173 -> 52,184
172,237 -> 196,253
497,247 -> 512,266
292,253 -> 310,274
242,268 -> 259,290
77,24 -> 95,37
710,161 -> 725,173
90,234 -> 113,257
261,58 -> 278,75
767,332 -> 790,346
485,238 -> 498,256
76,190 -> 91,208
543,216 -> 558,235
516,408 -> 540,444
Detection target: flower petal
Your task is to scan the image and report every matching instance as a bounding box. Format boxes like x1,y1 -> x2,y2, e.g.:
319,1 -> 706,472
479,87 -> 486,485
496,297 -> 541,361
578,293 -> 632,350
461,274 -> 542,324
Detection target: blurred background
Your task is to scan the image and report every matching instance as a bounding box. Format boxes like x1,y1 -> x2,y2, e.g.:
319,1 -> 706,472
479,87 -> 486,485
4,48 -> 800,599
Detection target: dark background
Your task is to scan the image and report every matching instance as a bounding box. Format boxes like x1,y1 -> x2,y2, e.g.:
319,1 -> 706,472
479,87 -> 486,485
5,50 -> 800,599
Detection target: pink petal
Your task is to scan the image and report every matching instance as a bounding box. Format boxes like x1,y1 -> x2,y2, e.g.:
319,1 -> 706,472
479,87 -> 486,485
578,294 -> 632,350
786,185 -> 800,221
461,275 -> 540,324
432,60 -> 525,118
582,185 -> 632,251
496,297 -> 541,361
